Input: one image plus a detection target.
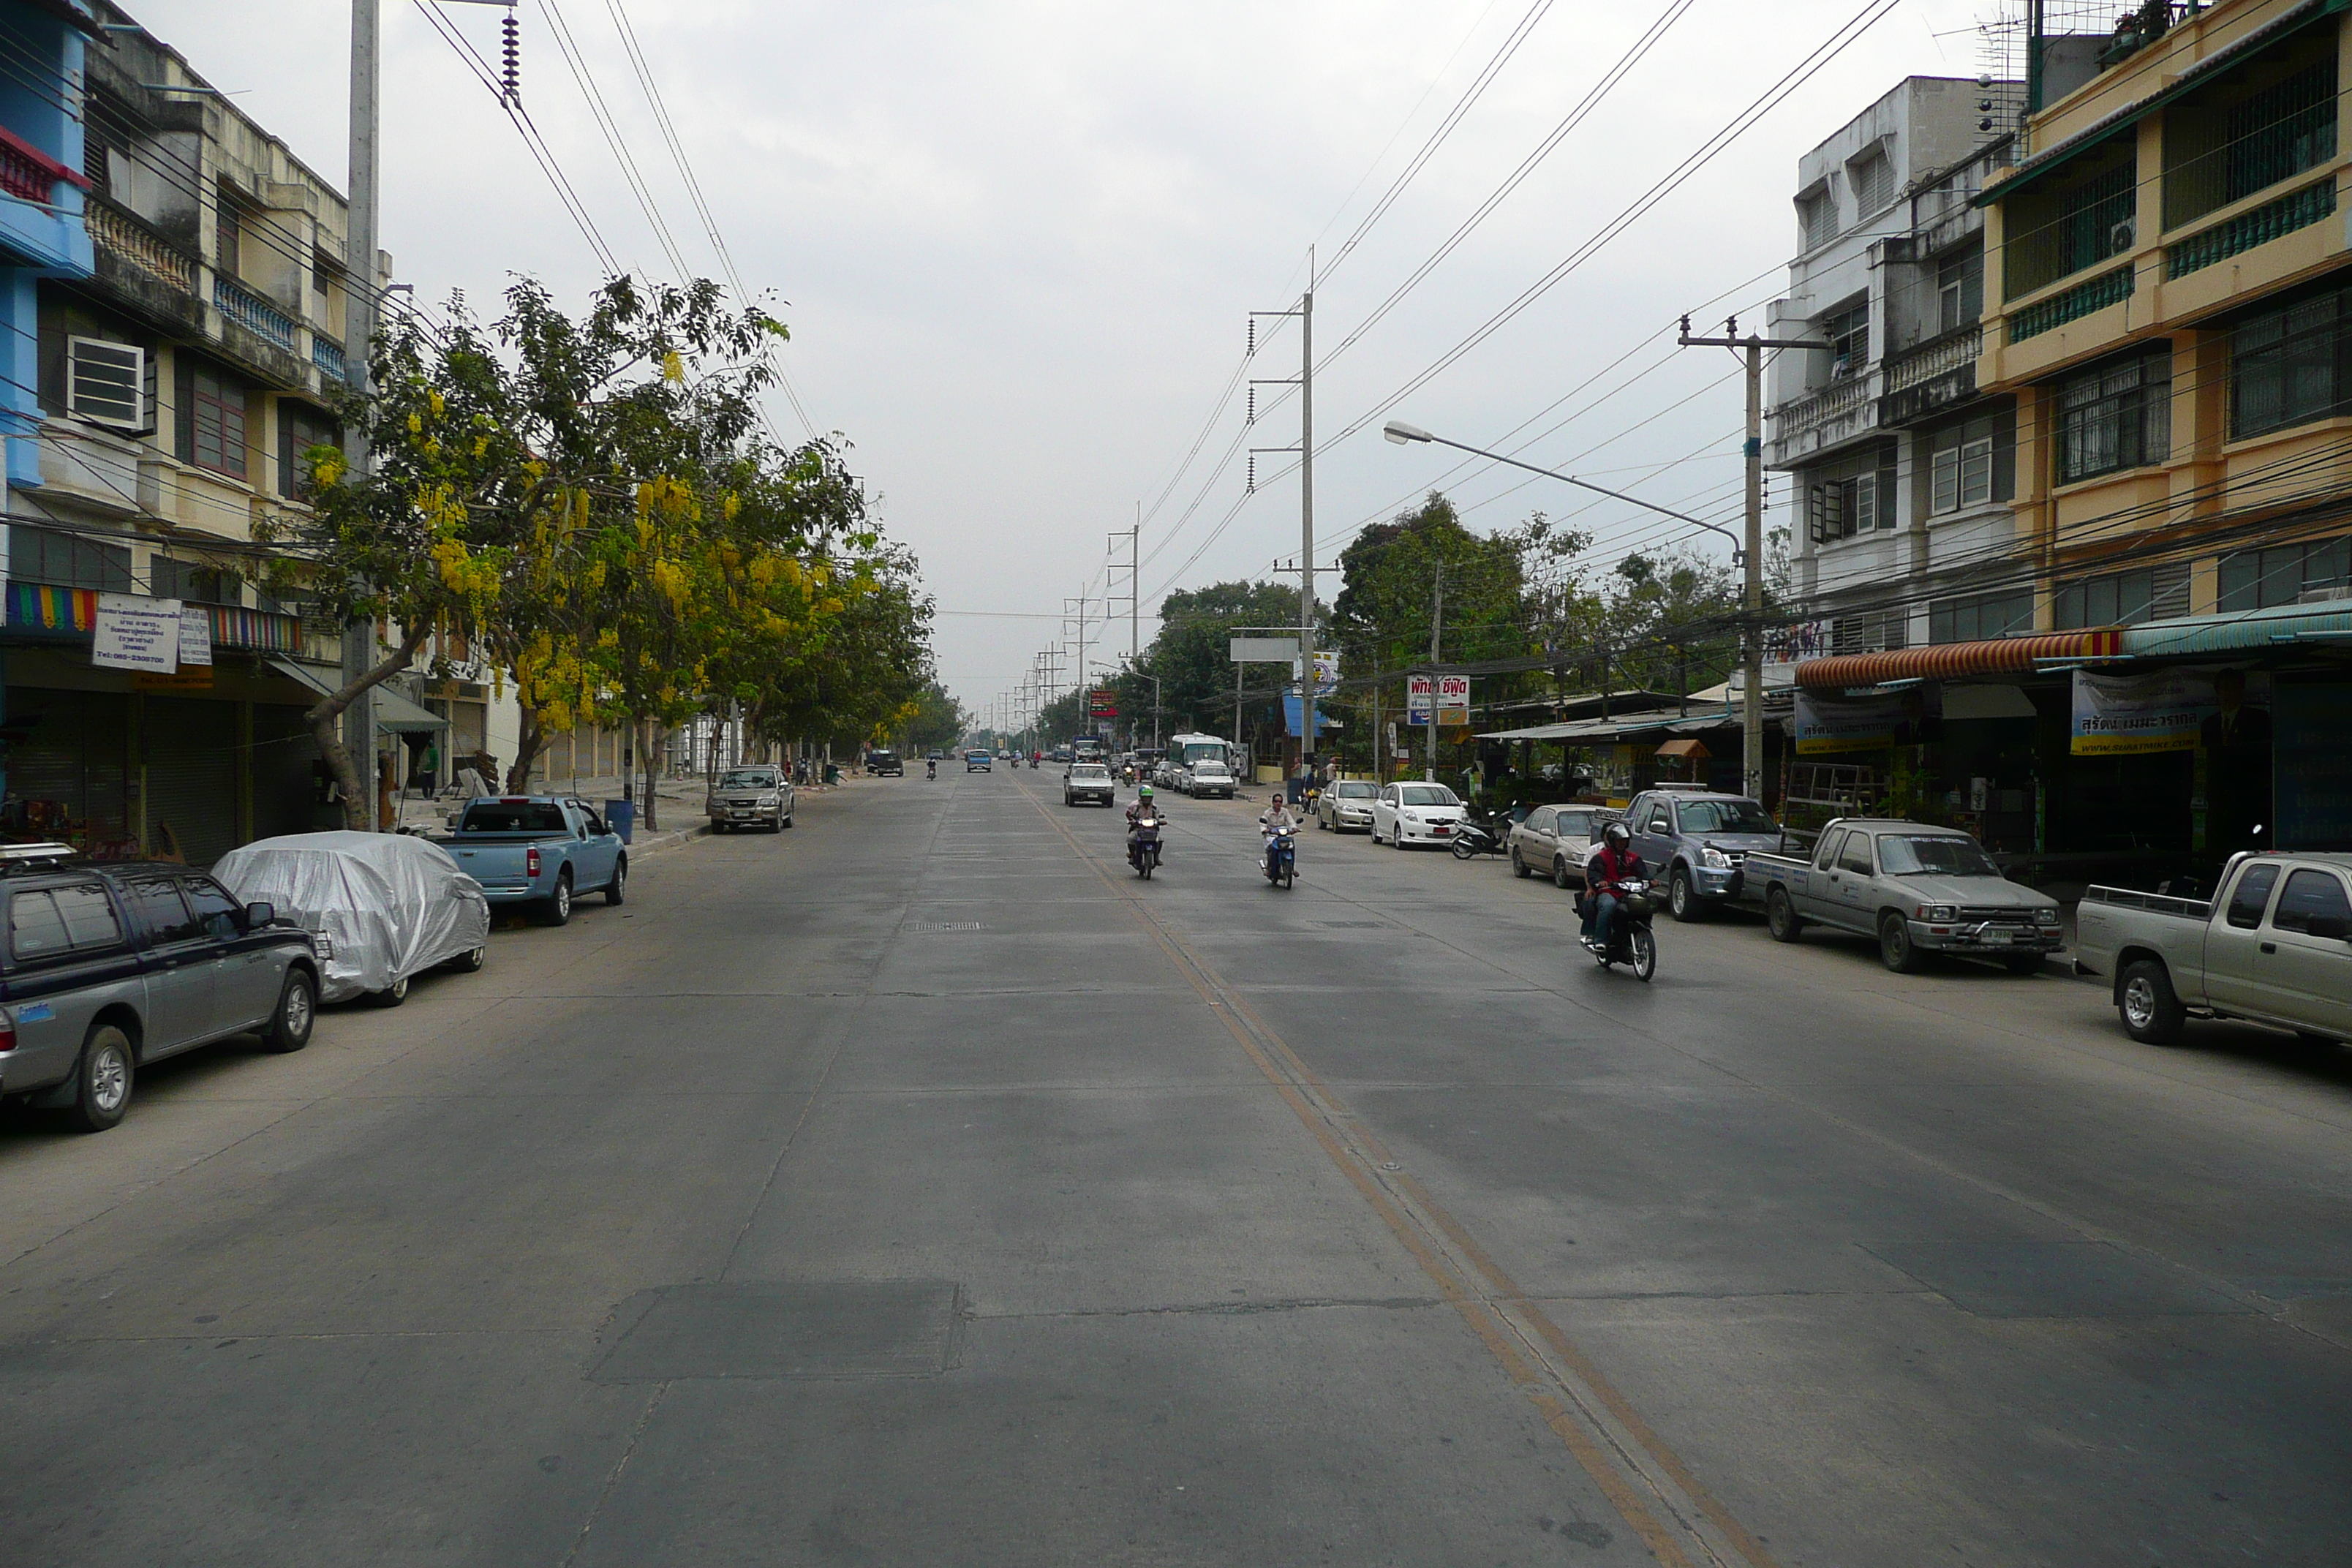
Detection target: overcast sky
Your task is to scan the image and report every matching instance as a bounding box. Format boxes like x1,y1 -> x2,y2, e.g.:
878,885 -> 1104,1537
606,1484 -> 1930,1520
129,0 -> 2008,715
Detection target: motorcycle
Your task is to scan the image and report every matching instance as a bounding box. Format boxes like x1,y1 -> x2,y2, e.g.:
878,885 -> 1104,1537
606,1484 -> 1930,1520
1128,812 -> 1164,878
1030,755 -> 1039,769
1262,826 -> 1297,889
925,760 -> 937,781
1450,805 -> 1512,861
1581,878 -> 1657,981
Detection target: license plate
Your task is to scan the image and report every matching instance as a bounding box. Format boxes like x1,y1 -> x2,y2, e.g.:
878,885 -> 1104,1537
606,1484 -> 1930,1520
1432,826 -> 1452,835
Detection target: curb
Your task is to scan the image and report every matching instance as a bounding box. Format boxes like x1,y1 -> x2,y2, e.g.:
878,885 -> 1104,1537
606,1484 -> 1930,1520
620,821 -> 711,859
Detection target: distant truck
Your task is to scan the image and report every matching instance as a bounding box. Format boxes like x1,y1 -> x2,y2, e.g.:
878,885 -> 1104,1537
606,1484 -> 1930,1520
2076,852 -> 2352,1047
1744,817 -> 2062,974
442,797 -> 626,927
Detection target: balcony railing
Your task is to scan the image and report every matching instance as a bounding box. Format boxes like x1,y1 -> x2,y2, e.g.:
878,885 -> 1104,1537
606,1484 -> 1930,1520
1771,376 -> 1872,446
1885,325 -> 1982,393
0,125 -> 86,206
312,335 -> 346,380
86,196 -> 196,293
214,274 -> 298,353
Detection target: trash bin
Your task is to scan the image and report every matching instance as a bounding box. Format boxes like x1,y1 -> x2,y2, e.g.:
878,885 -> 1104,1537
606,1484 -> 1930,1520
824,763 -> 841,785
603,799 -> 636,844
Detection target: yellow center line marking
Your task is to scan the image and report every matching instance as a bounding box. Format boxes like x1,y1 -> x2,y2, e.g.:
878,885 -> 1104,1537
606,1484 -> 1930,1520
1008,773 -> 1778,1568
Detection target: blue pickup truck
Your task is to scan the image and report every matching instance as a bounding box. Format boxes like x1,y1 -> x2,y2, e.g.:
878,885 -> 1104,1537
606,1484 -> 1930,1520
441,797 -> 626,926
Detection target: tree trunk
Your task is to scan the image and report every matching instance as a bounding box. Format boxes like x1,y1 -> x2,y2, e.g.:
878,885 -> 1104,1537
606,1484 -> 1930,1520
306,627 -> 429,832
638,720 -> 660,832
504,702 -> 547,794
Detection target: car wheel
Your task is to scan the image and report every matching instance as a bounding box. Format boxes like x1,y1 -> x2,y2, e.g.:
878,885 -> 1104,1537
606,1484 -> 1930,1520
606,857 -> 627,905
540,871 -> 574,927
447,945 -> 488,973
1553,856 -> 1571,890
373,973 -> 410,1008
1669,869 -> 1703,923
1878,912 -> 1926,974
60,1023 -> 134,1133
1512,850 -> 1531,878
779,810 -> 793,829
1766,886 -> 1803,943
262,969 -> 317,1053
1393,829 -> 1407,851
2118,959 -> 2185,1045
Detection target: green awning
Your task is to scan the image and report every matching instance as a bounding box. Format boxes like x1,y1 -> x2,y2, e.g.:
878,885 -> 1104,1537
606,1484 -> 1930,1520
1975,0 -> 2346,209
266,657 -> 450,732
2121,602 -> 2352,657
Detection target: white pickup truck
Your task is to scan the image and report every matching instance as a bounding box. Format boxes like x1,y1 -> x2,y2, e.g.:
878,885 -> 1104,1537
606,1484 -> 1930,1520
2076,852 -> 2352,1047
1745,817 -> 2063,974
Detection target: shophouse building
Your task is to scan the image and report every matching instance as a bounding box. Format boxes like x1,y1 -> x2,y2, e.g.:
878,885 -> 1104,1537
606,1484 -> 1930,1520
1782,1 -> 2352,874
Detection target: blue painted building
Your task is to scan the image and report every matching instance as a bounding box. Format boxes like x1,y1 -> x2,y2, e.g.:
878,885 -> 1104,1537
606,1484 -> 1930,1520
0,0 -> 97,505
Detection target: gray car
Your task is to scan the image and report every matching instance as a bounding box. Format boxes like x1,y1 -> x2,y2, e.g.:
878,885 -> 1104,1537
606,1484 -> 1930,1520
1063,763 -> 1117,807
1316,780 -> 1379,832
0,851 -> 320,1132
1618,789 -> 1784,921
1748,819 -> 2062,974
1507,804 -> 1607,887
707,766 -> 795,832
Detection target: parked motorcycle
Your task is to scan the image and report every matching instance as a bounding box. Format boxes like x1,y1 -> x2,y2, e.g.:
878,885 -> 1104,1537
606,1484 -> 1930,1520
1128,812 -> 1164,878
1450,805 -> 1512,861
1263,826 -> 1297,889
1581,878 -> 1657,981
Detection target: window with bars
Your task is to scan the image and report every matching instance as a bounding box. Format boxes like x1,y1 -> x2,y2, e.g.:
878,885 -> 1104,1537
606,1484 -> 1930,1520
1926,410 -> 2013,516
2054,347 -> 2171,484
1937,243 -> 1983,335
1823,298 -> 1869,379
2052,562 -> 2191,628
1830,610 -> 1907,655
2230,282 -> 2352,440
2004,154 -> 2136,298
1806,446 -> 1897,545
2218,535 -> 2352,611
1929,589 -> 2033,644
8,525 -> 132,592
2163,45 -> 2338,229
180,361 -> 249,478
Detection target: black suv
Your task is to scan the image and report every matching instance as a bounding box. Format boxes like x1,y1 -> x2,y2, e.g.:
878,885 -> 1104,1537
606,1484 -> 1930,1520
867,750 -> 904,777
0,851 -> 320,1131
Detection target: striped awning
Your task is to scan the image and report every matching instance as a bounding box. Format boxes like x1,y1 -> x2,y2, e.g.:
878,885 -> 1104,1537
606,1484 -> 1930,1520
1793,630 -> 2123,690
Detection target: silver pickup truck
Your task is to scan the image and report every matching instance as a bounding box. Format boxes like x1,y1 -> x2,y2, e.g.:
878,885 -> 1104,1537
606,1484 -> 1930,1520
2076,852 -> 2352,1047
1746,817 -> 2062,974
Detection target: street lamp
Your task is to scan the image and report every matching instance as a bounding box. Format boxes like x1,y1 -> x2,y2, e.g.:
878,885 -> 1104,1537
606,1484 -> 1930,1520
1384,416 -> 1765,798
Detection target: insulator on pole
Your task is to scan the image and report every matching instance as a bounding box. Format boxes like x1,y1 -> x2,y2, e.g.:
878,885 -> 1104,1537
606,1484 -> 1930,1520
502,11 -> 521,102
1246,453 -> 1256,494
1246,318 -> 1255,355
1246,385 -> 1254,426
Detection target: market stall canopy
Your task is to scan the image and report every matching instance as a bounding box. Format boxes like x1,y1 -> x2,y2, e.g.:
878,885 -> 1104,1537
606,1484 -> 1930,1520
267,658 -> 450,732
1794,630 -> 2123,690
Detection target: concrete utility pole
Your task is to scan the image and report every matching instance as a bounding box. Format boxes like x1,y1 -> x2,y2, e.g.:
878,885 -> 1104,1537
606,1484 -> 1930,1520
1677,315 -> 1820,803
1426,564 -> 1443,783
342,0 -> 381,817
1298,253 -> 1316,776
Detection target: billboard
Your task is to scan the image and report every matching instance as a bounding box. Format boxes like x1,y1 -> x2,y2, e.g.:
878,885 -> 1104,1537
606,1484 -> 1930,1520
1088,687 -> 1118,717
1229,636 -> 1299,664
1435,674 -> 1470,727
2070,668 -> 2269,755
1406,674 -> 1433,725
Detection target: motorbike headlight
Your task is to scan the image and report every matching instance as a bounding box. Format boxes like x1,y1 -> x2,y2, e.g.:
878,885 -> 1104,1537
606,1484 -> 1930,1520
1700,846 -> 1731,869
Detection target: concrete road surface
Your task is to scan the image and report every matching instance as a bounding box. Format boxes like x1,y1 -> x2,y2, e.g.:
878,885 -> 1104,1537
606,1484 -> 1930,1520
3,767 -> 2349,1565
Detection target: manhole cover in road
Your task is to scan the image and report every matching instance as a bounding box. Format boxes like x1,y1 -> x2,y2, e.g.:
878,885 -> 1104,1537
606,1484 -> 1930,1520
1863,1242 -> 2253,1319
592,1281 -> 962,1382
903,921 -> 983,932
1316,920 -> 1391,929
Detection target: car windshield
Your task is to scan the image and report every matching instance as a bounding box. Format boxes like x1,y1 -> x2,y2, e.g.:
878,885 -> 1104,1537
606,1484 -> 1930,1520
1071,766 -> 1110,780
1333,782 -> 1376,799
1194,762 -> 1229,774
1678,799 -> 1773,834
718,772 -> 777,790
1875,834 -> 2002,878
461,803 -> 568,832
1556,810 -> 1596,833
1400,785 -> 1459,807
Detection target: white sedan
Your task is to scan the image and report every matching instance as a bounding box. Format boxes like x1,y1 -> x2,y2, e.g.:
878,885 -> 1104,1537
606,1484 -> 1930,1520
1371,782 -> 1466,848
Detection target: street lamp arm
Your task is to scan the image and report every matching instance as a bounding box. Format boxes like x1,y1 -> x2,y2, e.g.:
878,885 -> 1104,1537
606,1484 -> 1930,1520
1385,423 -> 1744,559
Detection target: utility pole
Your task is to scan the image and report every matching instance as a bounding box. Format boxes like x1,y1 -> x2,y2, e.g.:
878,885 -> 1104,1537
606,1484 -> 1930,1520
1107,510 -> 1139,662
1678,314 -> 1819,802
342,0 -> 381,820
1426,563 -> 1444,783
1251,250 -> 1317,784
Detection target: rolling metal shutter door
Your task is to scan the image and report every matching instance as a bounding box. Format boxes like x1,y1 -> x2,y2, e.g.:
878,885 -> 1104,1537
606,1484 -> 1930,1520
141,696 -> 238,867
5,688 -> 131,847
252,704 -> 328,840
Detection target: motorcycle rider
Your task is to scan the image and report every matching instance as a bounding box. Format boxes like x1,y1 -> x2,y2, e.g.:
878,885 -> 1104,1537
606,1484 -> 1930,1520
925,756 -> 937,780
1126,783 -> 1165,864
1581,821 -> 1646,951
1258,792 -> 1300,872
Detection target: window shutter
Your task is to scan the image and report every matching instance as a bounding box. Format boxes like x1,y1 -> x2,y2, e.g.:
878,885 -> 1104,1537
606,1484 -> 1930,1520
64,337 -> 148,432
175,354 -> 194,464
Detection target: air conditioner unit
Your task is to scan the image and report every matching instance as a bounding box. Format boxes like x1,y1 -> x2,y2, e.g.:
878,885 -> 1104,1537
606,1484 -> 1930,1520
2296,584 -> 2352,604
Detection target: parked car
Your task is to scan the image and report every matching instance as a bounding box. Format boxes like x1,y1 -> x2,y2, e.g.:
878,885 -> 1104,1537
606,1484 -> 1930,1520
705,765 -> 795,832
442,797 -> 627,926
1186,758 -> 1237,799
2076,852 -> 2352,1047
1371,782 -> 1466,848
215,831 -> 491,1006
1746,818 -> 2062,973
1317,780 -> 1379,832
1507,804 -> 1607,887
1614,789 -> 1784,921
1064,763 -> 1117,807
866,750 -> 904,777
965,749 -> 993,773
0,848 -> 320,1132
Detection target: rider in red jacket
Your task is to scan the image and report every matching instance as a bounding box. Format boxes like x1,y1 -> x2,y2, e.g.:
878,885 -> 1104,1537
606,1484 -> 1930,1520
1581,821 -> 1645,949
